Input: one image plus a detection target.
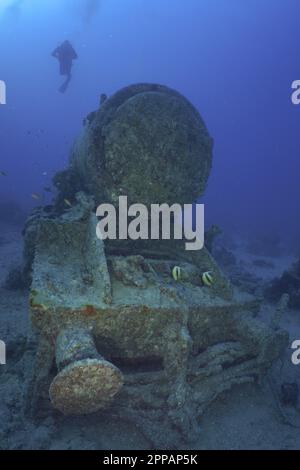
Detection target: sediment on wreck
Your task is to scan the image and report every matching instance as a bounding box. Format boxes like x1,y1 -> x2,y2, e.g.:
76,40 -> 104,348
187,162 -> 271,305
23,83 -> 288,448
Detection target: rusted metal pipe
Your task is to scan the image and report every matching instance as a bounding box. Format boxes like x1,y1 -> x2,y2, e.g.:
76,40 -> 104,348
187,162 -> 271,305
49,327 -> 123,415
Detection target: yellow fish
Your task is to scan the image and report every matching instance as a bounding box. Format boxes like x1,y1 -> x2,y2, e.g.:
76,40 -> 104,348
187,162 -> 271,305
172,266 -> 182,281
202,271 -> 214,287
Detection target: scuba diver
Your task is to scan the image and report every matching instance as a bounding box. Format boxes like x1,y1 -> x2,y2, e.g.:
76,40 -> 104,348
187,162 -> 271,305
52,40 -> 78,93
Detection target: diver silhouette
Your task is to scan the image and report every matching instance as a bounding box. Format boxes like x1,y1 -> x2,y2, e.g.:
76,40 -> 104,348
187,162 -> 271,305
52,40 -> 78,93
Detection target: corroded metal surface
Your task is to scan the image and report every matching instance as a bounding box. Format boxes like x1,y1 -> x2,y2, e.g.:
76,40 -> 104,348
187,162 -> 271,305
50,358 -> 123,415
23,84 -> 288,448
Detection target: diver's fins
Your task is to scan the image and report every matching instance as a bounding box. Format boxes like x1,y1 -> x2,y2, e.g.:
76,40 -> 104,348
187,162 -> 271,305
59,75 -> 71,94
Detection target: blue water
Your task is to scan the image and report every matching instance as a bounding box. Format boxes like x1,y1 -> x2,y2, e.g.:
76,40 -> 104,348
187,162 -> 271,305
0,0 -> 299,244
